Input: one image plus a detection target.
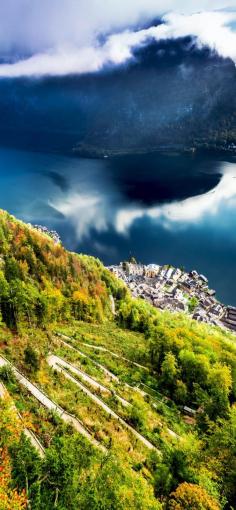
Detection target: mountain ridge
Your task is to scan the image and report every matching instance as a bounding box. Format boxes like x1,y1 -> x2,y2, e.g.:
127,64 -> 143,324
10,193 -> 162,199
1,38 -> 236,157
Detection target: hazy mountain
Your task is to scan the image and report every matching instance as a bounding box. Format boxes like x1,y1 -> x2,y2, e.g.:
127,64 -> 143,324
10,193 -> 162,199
0,36 -> 235,155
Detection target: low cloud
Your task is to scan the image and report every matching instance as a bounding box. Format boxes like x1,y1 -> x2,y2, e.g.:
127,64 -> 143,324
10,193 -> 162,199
0,1 -> 234,54
0,9 -> 235,77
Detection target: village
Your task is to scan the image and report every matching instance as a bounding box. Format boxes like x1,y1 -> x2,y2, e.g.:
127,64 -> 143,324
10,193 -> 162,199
27,223 -> 61,245
108,261 -> 236,332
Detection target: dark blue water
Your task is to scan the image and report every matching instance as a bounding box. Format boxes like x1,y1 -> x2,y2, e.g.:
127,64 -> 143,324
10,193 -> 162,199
0,146 -> 236,305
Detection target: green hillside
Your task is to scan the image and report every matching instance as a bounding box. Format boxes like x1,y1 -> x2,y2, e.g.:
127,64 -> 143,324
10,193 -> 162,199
0,210 -> 235,510
0,209 -> 126,328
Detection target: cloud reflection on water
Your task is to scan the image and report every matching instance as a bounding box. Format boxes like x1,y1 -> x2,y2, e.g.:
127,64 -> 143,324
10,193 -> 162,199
51,161 -> 236,238
0,147 -> 236,302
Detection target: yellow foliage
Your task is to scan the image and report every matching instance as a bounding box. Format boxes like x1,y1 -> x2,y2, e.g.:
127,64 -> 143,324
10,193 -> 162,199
18,260 -> 29,277
0,397 -> 23,444
168,482 -> 220,510
73,289 -> 89,304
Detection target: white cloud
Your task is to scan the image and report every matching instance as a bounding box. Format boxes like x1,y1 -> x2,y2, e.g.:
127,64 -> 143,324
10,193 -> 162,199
115,163 -> 236,232
0,31 -> 147,77
115,208 -> 145,235
0,5 -> 236,77
158,11 -> 236,62
0,1 -> 234,53
52,162 -> 236,240
50,192 -> 109,238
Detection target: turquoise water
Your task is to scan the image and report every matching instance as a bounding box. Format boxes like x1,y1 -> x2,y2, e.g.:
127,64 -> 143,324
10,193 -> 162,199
0,146 -> 235,304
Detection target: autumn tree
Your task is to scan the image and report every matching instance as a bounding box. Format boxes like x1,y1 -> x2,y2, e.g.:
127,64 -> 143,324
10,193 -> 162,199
168,482 -> 220,510
0,448 -> 27,510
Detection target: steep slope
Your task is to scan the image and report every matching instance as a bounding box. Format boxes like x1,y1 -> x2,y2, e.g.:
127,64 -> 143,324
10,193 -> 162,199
0,209 -> 125,328
0,209 -> 236,509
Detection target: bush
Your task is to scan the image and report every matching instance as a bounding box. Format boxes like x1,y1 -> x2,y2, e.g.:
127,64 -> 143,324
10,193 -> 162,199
128,402 -> 145,430
0,365 -> 16,384
168,483 -> 220,510
24,345 -> 40,373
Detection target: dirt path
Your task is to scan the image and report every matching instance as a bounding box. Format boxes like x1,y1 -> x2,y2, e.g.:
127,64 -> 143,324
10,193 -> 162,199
55,332 -> 149,371
55,334 -> 180,441
48,354 -> 159,452
57,337 -> 120,382
0,355 -> 106,452
56,336 -> 147,397
81,343 -> 149,370
23,428 -> 45,458
48,354 -> 130,408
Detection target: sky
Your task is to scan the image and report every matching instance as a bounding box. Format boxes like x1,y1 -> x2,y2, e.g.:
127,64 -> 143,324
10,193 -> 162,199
0,1 -> 236,77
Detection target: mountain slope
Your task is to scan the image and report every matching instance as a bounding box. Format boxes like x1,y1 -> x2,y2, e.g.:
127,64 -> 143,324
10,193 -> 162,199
0,210 -> 235,509
0,209 -> 125,328
0,38 -> 236,156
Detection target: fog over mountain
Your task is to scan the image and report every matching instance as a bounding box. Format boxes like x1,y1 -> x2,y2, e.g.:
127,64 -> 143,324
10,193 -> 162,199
0,7 -> 236,77
0,1 -> 235,57
0,2 -> 235,153
0,36 -> 235,155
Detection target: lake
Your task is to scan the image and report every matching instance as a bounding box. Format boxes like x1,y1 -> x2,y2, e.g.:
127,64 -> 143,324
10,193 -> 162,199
0,146 -> 235,305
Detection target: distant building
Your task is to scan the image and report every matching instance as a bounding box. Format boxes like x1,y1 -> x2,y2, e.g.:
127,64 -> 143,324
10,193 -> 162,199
208,289 -> 216,296
126,263 -> 144,277
145,264 -> 160,277
166,267 -> 174,280
28,224 -> 61,244
199,274 -> 208,284
189,270 -> 198,278
146,264 -> 160,272
172,268 -> 182,281
106,261 -> 229,332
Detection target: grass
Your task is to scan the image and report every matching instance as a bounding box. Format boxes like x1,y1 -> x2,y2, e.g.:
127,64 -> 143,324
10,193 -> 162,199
0,377 -> 64,448
0,319 -> 193,458
56,320 -> 150,364
0,316 -> 202,504
52,331 -> 189,437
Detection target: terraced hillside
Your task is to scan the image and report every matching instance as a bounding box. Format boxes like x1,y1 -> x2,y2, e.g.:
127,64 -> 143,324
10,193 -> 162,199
0,210 -> 236,509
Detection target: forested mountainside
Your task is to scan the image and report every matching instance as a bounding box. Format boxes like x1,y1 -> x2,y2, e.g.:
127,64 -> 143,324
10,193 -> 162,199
0,38 -> 236,156
0,209 -> 236,510
0,209 -> 126,328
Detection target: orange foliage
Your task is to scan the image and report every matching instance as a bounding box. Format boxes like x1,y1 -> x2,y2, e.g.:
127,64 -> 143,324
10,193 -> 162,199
0,209 -> 121,325
93,281 -> 106,297
0,448 -> 27,510
168,483 -> 220,510
18,260 -> 29,277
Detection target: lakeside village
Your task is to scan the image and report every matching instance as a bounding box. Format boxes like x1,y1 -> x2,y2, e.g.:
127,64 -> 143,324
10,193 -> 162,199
25,224 -> 236,333
108,261 -> 236,333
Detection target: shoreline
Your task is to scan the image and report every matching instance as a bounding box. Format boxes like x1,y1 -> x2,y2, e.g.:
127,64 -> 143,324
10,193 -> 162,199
108,262 -> 236,334
72,144 -> 236,160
